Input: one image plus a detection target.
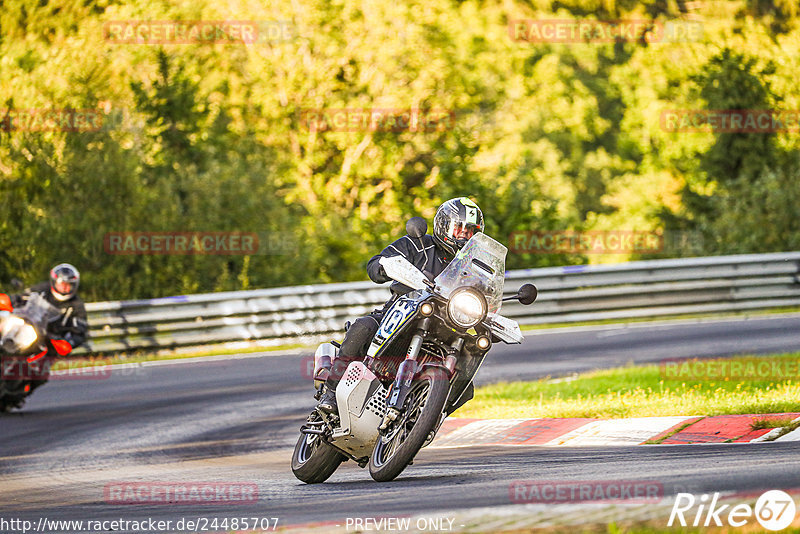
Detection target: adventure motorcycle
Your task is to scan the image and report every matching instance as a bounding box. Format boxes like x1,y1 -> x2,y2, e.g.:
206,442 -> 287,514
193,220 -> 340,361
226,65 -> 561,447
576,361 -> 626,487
0,292 -> 74,412
291,218 -> 537,482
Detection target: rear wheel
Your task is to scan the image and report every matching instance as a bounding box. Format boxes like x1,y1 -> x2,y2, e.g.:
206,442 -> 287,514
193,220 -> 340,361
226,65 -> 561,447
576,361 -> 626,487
291,412 -> 346,484
369,367 -> 449,482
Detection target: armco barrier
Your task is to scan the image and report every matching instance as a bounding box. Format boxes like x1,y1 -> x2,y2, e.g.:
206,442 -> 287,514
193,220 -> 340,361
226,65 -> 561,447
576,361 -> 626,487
78,252 -> 800,353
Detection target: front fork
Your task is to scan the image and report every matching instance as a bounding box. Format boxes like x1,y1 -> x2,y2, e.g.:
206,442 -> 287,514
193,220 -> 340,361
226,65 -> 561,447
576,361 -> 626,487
380,321 -> 462,430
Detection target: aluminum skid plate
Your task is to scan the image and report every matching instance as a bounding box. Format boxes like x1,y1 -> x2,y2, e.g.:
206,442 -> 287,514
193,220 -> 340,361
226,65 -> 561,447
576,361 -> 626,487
331,361 -> 388,458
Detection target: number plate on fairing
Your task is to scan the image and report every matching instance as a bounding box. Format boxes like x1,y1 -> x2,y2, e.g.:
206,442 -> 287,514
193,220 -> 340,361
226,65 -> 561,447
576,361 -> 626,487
367,298 -> 418,357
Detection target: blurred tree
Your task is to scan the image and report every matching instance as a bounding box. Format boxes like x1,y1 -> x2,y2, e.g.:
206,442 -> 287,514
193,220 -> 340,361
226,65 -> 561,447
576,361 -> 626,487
1,0 -> 799,300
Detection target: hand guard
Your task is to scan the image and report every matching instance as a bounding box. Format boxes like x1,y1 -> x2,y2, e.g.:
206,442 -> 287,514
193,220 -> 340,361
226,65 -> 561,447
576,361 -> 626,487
0,294 -> 12,312
49,338 -> 73,357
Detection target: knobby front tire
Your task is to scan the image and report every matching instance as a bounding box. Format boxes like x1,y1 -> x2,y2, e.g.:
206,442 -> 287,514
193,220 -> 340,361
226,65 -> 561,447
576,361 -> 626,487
368,367 -> 449,482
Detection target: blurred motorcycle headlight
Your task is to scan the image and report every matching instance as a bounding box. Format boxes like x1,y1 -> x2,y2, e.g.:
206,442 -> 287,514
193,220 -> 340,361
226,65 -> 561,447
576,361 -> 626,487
1,317 -> 38,351
1,316 -> 24,338
16,323 -> 38,350
447,288 -> 487,329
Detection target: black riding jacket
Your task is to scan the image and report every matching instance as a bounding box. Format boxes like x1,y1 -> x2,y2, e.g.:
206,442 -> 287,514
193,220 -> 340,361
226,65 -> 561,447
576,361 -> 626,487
366,234 -> 451,295
11,282 -> 89,349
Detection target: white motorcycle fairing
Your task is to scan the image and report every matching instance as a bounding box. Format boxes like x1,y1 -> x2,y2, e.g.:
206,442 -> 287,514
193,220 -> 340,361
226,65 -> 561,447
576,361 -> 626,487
329,361 -> 389,458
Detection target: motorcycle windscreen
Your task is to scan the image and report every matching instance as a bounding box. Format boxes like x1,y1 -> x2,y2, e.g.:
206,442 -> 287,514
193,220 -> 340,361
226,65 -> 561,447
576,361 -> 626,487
17,293 -> 62,325
434,233 -> 507,314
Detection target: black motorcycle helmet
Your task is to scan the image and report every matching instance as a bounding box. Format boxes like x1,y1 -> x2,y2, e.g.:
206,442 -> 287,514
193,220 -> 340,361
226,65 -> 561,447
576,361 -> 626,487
50,263 -> 80,302
432,197 -> 485,256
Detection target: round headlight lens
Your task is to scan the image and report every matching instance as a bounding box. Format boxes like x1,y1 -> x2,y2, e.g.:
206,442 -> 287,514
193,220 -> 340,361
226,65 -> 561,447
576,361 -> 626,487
17,324 -> 38,350
0,317 -> 37,352
447,289 -> 487,329
1,316 -> 24,338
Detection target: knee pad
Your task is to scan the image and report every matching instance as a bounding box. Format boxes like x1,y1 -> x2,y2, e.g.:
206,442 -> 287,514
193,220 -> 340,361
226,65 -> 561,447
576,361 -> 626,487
327,316 -> 381,387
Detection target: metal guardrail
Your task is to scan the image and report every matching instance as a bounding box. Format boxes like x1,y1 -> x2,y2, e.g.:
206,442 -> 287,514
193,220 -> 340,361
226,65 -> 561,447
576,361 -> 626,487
79,252 -> 800,354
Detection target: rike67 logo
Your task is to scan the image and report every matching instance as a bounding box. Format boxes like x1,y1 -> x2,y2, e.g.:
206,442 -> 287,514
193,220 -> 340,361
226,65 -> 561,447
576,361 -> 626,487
669,490 -> 797,531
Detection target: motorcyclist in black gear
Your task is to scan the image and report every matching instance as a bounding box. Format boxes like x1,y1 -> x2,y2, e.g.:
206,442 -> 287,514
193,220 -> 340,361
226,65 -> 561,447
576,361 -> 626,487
317,198 -> 485,415
5,263 -> 89,402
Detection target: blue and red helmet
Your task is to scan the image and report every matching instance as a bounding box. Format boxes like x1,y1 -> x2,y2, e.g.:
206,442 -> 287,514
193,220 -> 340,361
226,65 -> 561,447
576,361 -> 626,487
432,197 -> 484,256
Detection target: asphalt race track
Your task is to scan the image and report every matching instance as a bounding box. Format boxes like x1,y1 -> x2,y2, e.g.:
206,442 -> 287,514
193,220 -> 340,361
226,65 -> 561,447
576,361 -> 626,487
2,314 -> 800,532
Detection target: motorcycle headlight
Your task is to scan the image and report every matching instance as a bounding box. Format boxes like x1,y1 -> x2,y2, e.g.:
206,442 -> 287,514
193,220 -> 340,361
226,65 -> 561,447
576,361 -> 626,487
16,323 -> 38,350
1,316 -> 24,338
1,317 -> 38,351
446,288 -> 487,329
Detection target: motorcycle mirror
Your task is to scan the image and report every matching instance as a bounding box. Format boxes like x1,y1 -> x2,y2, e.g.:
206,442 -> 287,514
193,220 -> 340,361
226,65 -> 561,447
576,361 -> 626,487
10,278 -> 23,291
517,283 -> 538,305
406,217 -> 427,239
503,283 -> 538,305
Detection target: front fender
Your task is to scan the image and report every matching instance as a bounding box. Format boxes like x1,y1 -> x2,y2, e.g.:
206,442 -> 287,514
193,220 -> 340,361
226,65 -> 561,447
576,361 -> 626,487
418,361 -> 452,382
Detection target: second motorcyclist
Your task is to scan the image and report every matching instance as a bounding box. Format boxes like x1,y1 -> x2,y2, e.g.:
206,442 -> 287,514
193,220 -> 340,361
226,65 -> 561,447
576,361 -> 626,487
3,263 -> 89,407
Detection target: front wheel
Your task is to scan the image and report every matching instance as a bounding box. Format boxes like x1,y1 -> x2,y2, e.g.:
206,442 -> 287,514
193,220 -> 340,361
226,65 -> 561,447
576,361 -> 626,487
291,412 -> 347,484
0,379 -> 26,413
369,367 -> 449,482
0,392 -> 25,413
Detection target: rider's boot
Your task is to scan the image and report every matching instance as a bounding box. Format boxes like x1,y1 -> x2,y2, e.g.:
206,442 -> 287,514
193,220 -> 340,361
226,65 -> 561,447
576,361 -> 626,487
316,356 -> 352,415
316,386 -> 338,415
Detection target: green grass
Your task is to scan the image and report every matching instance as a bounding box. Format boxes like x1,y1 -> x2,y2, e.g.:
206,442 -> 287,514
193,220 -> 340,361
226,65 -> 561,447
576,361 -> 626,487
750,416 -> 796,430
455,352 -> 800,419
768,420 -> 800,440
643,419 -> 702,444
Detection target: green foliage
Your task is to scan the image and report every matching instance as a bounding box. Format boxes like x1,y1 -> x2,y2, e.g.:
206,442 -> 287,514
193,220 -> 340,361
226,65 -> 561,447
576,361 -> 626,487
664,47 -> 800,254
0,0 -> 799,300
